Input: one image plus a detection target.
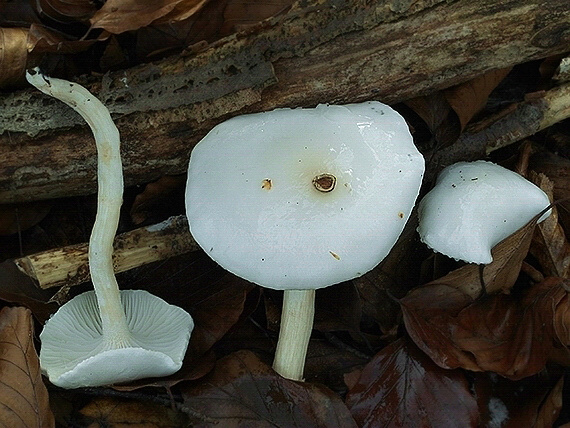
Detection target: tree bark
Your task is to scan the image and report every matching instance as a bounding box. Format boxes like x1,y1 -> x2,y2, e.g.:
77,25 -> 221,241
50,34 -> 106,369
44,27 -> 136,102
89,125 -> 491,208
0,0 -> 568,203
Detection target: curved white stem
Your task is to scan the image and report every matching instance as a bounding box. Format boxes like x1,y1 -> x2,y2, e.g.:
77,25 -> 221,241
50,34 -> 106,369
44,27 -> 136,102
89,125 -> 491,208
272,289 -> 315,381
27,69 -> 131,345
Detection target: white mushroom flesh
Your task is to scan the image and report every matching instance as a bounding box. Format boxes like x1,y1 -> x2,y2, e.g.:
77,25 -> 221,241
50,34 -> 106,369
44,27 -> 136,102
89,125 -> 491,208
186,102 -> 425,290
27,69 -> 193,388
417,160 -> 551,264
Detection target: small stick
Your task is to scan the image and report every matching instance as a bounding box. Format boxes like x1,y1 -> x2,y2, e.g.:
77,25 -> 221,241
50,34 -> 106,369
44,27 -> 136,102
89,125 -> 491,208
14,215 -> 198,289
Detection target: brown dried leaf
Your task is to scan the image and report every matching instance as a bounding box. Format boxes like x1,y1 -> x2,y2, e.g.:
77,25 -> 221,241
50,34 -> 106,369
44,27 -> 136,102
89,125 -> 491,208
130,175 -> 186,225
353,218 -> 423,333
187,273 -> 255,357
530,151 -> 570,236
0,201 -> 52,235
425,211 -> 543,299
28,24 -> 102,55
181,350 -> 358,427
314,282 -> 362,332
553,278 -> 570,345
474,371 -> 564,428
445,67 -> 513,130
401,277 -> 568,380
400,284 -> 480,371
35,0 -> 98,23
0,261 -> 59,322
304,339 -> 369,393
0,2 -> 42,27
529,171 -> 570,278
79,396 -> 185,427
0,307 -> 54,428
532,376 -> 564,428
405,67 -> 511,148
90,0 -> 209,34
405,92 -> 461,148
0,27 -> 29,88
122,252 -> 255,358
345,338 -> 479,428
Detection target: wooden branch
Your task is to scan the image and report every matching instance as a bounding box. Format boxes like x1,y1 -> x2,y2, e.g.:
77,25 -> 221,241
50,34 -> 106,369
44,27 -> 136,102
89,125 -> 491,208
0,0 -> 569,203
428,81 -> 570,180
14,215 -> 197,289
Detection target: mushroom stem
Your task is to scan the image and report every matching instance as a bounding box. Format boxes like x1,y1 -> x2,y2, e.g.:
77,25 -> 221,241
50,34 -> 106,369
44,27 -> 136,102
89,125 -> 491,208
272,289 -> 315,381
26,69 -> 131,345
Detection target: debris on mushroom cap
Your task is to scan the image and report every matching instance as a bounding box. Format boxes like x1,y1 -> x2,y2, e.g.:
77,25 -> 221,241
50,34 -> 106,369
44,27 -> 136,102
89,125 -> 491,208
40,290 -> 193,389
417,160 -> 552,265
186,102 -> 425,290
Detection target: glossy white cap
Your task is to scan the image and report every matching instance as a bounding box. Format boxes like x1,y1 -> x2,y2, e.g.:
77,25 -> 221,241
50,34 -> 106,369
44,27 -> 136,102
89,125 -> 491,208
417,160 -> 551,264
40,290 -> 194,388
186,102 -> 425,290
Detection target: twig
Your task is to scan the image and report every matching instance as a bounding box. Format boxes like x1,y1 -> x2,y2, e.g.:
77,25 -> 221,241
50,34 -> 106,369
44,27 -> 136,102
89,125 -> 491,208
428,82 -> 570,180
14,215 -> 198,289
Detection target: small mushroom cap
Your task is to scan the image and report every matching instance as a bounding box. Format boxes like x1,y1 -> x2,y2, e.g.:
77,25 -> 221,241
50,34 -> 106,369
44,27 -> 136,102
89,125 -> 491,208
40,290 -> 193,389
417,160 -> 551,264
186,102 -> 425,290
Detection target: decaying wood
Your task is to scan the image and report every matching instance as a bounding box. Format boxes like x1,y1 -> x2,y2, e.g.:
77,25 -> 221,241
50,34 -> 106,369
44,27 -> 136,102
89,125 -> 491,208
0,0 -> 569,203
14,215 -> 197,289
428,81 -> 570,180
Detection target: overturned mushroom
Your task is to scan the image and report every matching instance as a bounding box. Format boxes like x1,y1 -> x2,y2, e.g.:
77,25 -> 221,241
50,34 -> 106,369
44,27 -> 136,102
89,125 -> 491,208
186,102 -> 424,380
417,160 -> 552,264
27,69 -> 193,389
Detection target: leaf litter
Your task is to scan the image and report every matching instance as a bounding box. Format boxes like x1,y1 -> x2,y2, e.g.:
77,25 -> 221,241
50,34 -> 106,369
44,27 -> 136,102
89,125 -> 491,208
0,4 -> 570,427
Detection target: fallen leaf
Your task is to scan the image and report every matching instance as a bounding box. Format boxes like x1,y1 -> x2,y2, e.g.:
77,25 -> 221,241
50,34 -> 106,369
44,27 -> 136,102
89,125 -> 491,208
530,151 -> 570,236
314,282 -> 362,332
405,92 -> 460,148
181,350 -> 358,427
532,376 -> 564,428
35,0 -> 98,23
79,396 -> 185,427
345,338 -> 479,428
353,218 -> 423,334
401,277 -> 568,380
399,284 -> 480,371
405,68 -> 511,148
425,210 -> 544,299
304,338 -> 369,394
529,171 -> 570,278
120,251 -> 255,357
0,2 -> 42,27
0,27 -> 29,88
0,201 -> 52,235
0,306 -> 54,428
473,371 -> 564,428
130,175 -> 186,225
553,278 -> 570,345
186,272 -> 255,357
90,0 -> 209,34
445,67 -> 513,131
0,261 -> 59,322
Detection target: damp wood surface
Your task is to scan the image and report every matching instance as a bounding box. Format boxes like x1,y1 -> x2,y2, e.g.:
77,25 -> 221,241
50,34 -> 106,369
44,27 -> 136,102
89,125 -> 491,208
0,0 -> 569,203
13,215 -> 197,290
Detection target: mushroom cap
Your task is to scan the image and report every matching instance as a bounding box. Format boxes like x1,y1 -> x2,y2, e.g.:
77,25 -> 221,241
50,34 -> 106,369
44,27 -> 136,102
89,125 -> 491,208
186,102 -> 425,290
417,160 -> 551,264
40,290 -> 193,388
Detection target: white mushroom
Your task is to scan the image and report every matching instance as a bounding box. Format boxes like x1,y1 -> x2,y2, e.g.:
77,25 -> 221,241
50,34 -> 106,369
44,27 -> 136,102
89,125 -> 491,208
27,69 -> 193,389
185,102 -> 424,380
417,160 -> 551,265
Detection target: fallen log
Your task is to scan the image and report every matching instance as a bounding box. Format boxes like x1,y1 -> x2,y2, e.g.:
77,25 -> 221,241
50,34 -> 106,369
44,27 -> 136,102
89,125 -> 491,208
0,0 -> 569,203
